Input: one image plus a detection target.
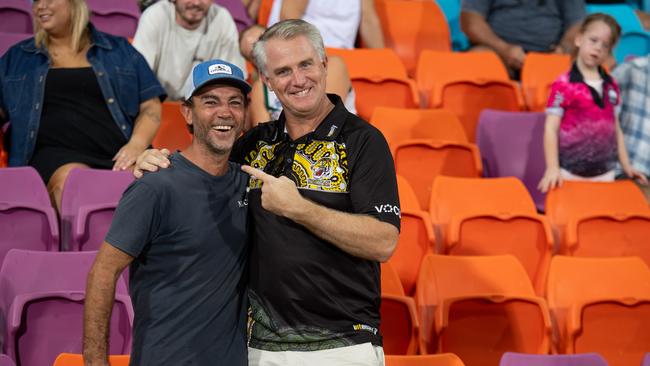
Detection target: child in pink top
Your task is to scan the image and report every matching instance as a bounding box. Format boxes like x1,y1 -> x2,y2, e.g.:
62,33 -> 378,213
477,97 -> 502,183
538,13 -> 647,192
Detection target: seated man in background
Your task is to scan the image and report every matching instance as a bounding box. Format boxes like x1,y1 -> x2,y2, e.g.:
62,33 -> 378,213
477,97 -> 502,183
133,0 -> 246,100
461,0 -> 586,78
612,54 -> 650,203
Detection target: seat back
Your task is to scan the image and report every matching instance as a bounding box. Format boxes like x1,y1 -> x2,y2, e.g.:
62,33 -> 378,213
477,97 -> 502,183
375,0 -> 451,75
397,175 -> 420,211
499,352 -> 608,366
0,354 -> 14,366
436,81 -> 523,142
429,176 -> 551,294
53,353 -> 130,366
587,4 -> 645,33
382,262 -> 406,296
153,101 -> 193,151
545,180 -> 650,254
394,139 -> 482,211
385,354 -> 466,366
476,109 -> 547,211
86,0 -> 140,38
520,53 -> 571,112
415,254 -> 551,365
547,256 -> 650,366
435,0 -> 469,51
0,31 -> 31,57
327,48 -> 419,120
416,50 -> 509,103
0,0 -> 32,34
0,167 -> 60,262
0,250 -> 133,366
615,31 -> 650,64
60,168 -> 134,251
370,107 -> 468,152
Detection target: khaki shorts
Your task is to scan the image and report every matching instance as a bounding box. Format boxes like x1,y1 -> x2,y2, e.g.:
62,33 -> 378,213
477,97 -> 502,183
248,342 -> 385,366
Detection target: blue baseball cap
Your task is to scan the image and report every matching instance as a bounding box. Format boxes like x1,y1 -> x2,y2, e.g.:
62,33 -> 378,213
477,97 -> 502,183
184,59 -> 251,100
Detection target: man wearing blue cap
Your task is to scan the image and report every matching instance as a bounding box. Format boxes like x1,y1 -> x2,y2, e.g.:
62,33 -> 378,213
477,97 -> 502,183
82,59 -> 251,366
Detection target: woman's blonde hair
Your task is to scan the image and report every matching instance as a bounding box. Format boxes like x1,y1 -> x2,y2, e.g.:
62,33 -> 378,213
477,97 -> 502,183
33,0 -> 90,52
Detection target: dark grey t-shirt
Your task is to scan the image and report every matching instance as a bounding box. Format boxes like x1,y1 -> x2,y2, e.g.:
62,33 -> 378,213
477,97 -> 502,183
106,152 -> 249,366
462,0 -> 586,51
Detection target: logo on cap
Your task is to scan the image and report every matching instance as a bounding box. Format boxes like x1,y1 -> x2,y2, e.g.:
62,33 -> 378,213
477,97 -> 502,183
208,64 -> 232,75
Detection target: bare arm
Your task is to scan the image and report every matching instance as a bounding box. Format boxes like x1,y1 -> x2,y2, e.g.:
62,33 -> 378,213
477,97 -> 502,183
556,23 -> 581,55
113,97 -> 162,171
83,243 -> 133,366
249,78 -> 272,129
242,0 -> 261,22
242,166 -> 398,262
461,10 -> 525,70
359,0 -> 385,48
279,0 -> 308,19
538,114 -> 562,193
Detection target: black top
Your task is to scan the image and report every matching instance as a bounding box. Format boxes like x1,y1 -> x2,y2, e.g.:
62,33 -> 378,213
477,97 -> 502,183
231,94 -> 401,351
106,153 -> 249,365
30,67 -> 127,182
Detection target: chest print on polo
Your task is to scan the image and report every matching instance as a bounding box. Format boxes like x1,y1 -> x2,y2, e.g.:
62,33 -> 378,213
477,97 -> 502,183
246,140 -> 349,192
294,141 -> 348,192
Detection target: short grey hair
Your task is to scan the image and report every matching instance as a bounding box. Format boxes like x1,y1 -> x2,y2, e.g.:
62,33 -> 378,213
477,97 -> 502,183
251,19 -> 326,76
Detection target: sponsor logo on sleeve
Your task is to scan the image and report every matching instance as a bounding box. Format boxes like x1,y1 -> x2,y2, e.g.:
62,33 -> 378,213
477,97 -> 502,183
375,204 -> 401,218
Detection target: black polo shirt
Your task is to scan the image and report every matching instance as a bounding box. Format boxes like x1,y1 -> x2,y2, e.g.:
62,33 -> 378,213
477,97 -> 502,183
231,94 -> 400,351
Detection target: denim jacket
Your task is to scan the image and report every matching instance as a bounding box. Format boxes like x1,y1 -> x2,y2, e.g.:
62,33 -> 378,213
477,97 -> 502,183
0,24 -> 166,166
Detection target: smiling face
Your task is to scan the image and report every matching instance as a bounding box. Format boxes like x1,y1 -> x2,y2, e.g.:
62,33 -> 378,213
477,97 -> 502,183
183,84 -> 246,156
260,35 -> 329,121
576,20 -> 614,69
174,0 -> 212,30
32,0 -> 72,36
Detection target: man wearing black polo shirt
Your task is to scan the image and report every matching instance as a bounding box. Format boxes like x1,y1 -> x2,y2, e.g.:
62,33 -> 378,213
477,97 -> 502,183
135,19 -> 400,365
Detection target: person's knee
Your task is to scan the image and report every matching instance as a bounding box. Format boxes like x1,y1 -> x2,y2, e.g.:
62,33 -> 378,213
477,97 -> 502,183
47,163 -> 89,209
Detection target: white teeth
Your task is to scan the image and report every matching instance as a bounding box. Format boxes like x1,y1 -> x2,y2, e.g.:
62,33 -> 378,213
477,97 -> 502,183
294,89 -> 309,96
212,126 -> 233,131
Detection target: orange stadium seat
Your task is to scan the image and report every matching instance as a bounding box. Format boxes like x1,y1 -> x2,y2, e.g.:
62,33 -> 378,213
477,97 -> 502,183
393,176 -> 435,295
374,0 -> 451,76
370,107 -> 468,154
520,53 -> 571,112
326,48 -> 419,121
415,254 -> 552,366
393,139 -> 482,211
429,176 -> 553,295
381,262 -> 420,355
416,51 -> 523,141
385,354 -> 466,366
53,353 -> 129,366
547,256 -> 650,366
153,101 -> 192,152
545,180 -> 650,265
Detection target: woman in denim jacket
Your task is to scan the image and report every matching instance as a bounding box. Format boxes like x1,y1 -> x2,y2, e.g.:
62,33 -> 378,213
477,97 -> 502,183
0,0 -> 166,211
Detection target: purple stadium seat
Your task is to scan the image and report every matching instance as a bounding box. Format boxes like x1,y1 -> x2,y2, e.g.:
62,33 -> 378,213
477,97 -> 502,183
500,353 -> 609,366
0,0 -> 32,34
0,167 -> 59,263
214,0 -> 254,33
476,109 -> 547,211
0,31 -> 31,57
60,168 -> 134,251
0,354 -> 14,366
0,250 -> 133,366
86,0 -> 140,38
